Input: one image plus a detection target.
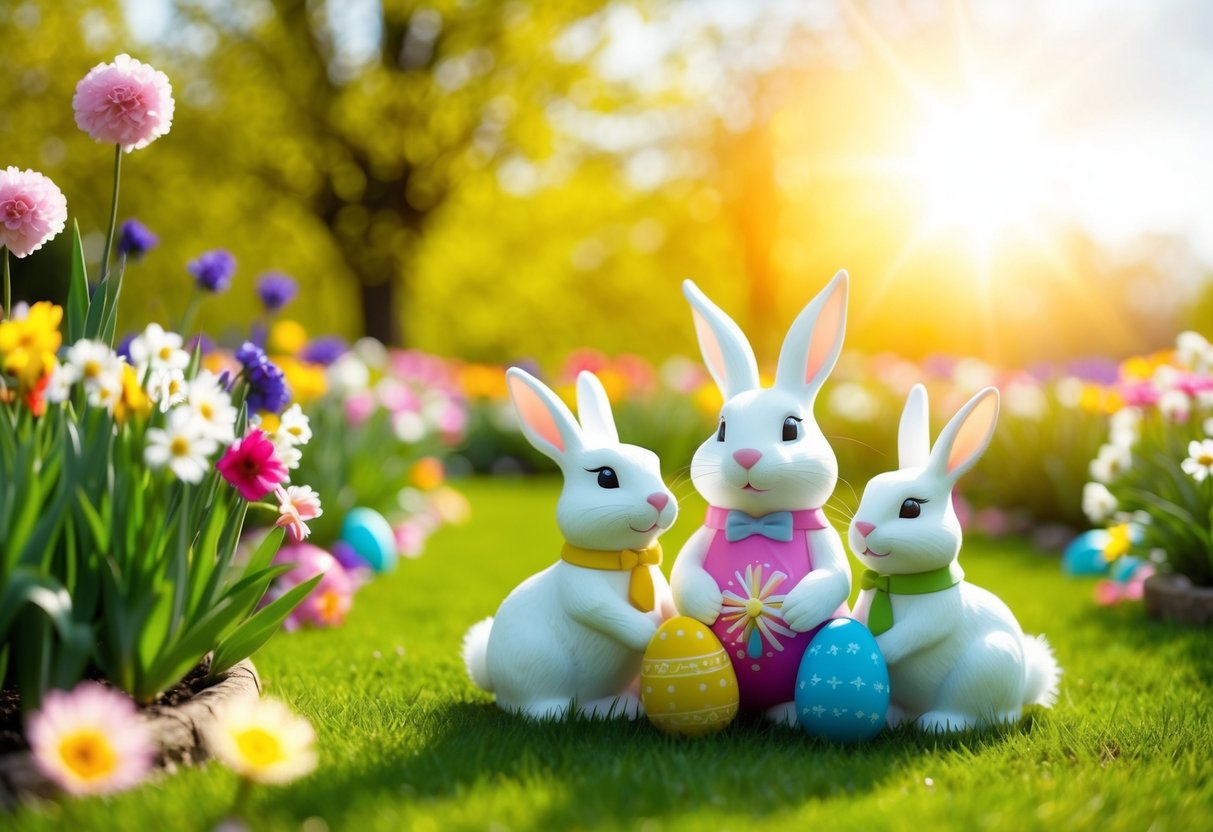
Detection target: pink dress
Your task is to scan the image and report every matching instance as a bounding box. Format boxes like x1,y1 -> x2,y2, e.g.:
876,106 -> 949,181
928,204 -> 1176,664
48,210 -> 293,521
702,506 -> 849,712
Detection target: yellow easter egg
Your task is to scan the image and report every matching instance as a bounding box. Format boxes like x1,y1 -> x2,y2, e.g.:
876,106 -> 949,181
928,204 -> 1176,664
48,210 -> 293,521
641,616 -> 739,736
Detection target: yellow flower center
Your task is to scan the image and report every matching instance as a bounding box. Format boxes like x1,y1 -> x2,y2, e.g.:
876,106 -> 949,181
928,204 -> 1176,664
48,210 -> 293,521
170,436 -> 191,457
744,597 -> 764,618
200,402 -> 214,419
84,360 -> 101,379
159,346 -> 172,360
57,730 -> 118,782
234,727 -> 284,768
1199,454 -> 1213,467
288,426 -> 302,436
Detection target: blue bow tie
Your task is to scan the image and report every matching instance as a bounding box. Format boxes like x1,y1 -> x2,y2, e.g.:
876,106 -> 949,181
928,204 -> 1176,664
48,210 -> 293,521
725,510 -> 794,542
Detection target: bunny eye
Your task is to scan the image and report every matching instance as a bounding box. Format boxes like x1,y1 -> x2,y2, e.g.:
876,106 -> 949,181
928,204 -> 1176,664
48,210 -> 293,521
899,498 -> 926,519
590,467 -> 620,489
716,420 -> 726,442
782,416 -> 802,442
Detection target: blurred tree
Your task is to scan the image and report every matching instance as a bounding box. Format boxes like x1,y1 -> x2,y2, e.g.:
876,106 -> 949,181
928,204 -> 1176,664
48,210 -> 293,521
165,0 -> 612,345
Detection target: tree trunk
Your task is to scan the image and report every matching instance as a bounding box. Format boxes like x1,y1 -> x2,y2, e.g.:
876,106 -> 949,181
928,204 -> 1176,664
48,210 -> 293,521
359,277 -> 400,346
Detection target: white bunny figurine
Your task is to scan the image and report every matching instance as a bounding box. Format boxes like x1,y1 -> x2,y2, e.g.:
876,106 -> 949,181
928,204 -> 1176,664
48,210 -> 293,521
671,273 -> 853,726
848,384 -> 1061,732
462,368 -> 678,720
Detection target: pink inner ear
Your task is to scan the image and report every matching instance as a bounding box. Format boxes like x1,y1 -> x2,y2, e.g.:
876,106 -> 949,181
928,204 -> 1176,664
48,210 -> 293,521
804,285 -> 845,383
692,307 -> 727,387
948,395 -> 997,473
509,378 -> 565,453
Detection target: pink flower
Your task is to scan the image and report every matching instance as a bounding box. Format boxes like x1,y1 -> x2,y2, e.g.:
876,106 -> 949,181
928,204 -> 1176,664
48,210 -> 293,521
73,54 -> 174,151
275,484 -> 324,542
0,167 -> 68,258
217,428 -> 287,501
26,683 -> 154,795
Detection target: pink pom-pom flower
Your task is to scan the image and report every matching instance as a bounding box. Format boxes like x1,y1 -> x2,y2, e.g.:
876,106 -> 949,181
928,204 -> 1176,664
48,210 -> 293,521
73,54 -> 174,152
0,167 -> 68,258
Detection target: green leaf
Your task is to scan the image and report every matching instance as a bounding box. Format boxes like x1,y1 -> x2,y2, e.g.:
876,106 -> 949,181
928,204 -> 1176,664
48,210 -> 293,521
209,573 -> 322,678
66,219 -> 89,343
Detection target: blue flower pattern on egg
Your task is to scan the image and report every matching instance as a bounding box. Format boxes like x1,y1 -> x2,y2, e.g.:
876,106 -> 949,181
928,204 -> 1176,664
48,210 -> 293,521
795,618 -> 889,743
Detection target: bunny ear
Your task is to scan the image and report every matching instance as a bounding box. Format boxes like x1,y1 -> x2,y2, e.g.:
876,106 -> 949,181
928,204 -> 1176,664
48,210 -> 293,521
682,279 -> 759,399
899,384 -> 931,470
575,371 -> 619,446
774,270 -> 848,400
506,367 -> 583,463
928,387 -> 1000,482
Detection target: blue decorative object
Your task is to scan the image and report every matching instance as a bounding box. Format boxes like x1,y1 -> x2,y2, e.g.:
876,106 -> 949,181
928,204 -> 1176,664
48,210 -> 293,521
795,618 -> 889,743
341,507 -> 398,573
1062,529 -> 1110,575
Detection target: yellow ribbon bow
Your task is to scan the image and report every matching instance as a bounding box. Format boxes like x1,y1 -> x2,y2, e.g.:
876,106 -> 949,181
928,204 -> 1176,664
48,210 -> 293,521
561,542 -> 663,612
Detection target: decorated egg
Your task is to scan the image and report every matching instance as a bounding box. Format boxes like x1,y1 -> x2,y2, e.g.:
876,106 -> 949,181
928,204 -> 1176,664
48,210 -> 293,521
340,507 -> 398,572
795,618 -> 889,743
641,616 -> 739,736
1062,529 -> 1111,575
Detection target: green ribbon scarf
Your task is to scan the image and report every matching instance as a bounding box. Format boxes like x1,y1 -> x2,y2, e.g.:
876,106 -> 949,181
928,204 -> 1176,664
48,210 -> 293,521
860,562 -> 965,636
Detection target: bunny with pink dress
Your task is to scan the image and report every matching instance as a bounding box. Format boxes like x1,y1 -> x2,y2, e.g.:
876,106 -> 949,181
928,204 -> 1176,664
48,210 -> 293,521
672,273 -> 853,726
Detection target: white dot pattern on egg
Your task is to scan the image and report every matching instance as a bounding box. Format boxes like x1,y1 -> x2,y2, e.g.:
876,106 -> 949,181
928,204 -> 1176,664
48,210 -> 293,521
794,618 -> 889,744
641,616 -> 739,737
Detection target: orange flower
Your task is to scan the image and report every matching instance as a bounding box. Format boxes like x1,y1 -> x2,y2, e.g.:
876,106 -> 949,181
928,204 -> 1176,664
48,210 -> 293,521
410,456 -> 445,491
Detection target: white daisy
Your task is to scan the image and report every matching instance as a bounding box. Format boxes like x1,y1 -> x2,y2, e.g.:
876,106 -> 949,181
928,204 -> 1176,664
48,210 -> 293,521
1089,443 -> 1131,484
129,322 -> 189,371
270,434 -> 302,471
275,404 -> 312,446
185,370 -> 237,443
145,408 -> 218,483
149,367 -> 187,413
1081,482 -> 1118,524
1181,439 -> 1213,482
1175,331 -> 1210,371
209,697 -> 317,785
1157,388 -> 1190,422
45,362 -> 79,403
66,339 -> 122,399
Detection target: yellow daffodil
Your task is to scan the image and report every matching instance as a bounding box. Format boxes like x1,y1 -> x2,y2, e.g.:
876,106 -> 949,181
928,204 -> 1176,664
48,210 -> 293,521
0,301 -> 62,390
276,356 -> 327,404
268,320 -> 308,356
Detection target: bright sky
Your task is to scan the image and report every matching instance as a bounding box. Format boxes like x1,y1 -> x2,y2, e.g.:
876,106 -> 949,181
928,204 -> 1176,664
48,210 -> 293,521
122,0 -> 1213,263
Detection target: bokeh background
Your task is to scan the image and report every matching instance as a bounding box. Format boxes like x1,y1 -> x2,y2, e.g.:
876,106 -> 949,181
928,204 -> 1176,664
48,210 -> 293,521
6,0 -> 1213,368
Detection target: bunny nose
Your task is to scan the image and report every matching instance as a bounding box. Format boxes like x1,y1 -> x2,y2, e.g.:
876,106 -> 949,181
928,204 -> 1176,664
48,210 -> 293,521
855,521 -> 877,538
647,493 -> 670,511
733,449 -> 762,469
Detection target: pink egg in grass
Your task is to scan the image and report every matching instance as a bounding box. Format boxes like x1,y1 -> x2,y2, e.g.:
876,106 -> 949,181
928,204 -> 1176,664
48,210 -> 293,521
269,543 -> 355,630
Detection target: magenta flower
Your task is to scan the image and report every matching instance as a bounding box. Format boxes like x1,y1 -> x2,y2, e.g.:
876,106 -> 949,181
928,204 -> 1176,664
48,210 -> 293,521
0,167 -> 68,258
217,428 -> 287,501
26,683 -> 154,795
73,54 -> 174,151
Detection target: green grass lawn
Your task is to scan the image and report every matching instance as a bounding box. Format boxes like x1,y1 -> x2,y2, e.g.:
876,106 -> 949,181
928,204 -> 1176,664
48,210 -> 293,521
11,478 -> 1213,831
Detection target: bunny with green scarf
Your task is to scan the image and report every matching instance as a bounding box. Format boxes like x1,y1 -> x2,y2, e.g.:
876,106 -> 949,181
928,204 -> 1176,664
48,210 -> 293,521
848,384 -> 1061,732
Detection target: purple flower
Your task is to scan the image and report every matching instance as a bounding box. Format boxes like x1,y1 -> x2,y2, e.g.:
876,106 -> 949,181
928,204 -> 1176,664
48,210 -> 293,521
117,219 -> 158,260
236,341 -> 291,413
236,341 -> 265,368
116,333 -> 136,362
257,272 -> 298,312
300,337 -> 348,366
188,249 -> 236,293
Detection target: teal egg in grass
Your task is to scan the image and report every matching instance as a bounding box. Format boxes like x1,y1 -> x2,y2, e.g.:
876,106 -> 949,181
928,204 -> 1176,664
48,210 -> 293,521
1062,529 -> 1110,575
795,618 -> 889,743
340,507 -> 398,572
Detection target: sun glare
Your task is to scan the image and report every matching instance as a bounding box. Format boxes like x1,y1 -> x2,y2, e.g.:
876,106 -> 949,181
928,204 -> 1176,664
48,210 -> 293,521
910,97 -> 1050,256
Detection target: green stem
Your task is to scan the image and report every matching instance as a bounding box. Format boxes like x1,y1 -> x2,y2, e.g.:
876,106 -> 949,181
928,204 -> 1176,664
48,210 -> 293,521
99,144 -> 122,283
2,246 -> 9,319
232,776 -> 254,818
179,291 -> 201,336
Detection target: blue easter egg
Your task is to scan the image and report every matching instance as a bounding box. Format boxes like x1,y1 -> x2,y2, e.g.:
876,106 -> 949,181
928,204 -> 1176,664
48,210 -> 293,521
1109,555 -> 1144,583
340,507 -> 398,572
1062,530 -> 1110,575
795,618 -> 889,743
